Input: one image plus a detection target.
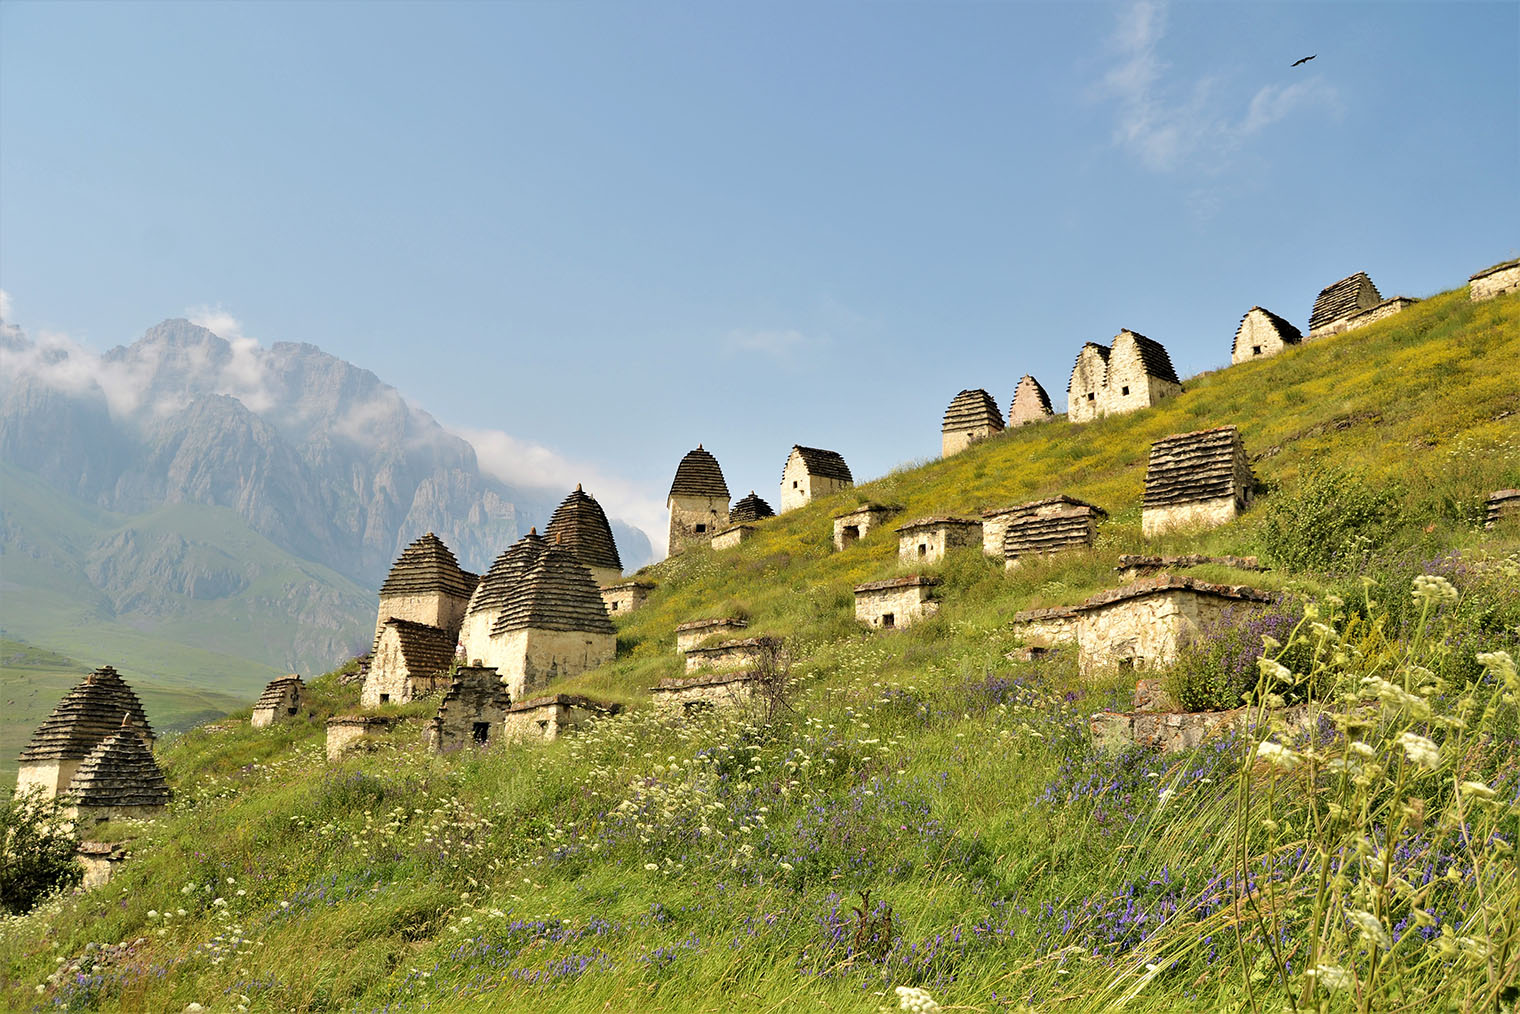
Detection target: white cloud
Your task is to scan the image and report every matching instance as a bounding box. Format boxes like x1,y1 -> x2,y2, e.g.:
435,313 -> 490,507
0,289 -> 13,321
1098,1 -> 1339,174
723,327 -> 816,363
186,304 -> 246,342
185,304 -> 276,413
454,425 -> 670,559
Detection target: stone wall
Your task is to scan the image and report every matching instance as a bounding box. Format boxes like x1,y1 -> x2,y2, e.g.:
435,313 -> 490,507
1116,554 -> 1264,582
1470,260 -> 1520,301
781,457 -> 851,512
422,666 -> 509,754
651,672 -> 761,712
683,637 -> 779,674
1066,345 -> 1109,424
372,590 -> 468,648
1231,309 -> 1296,365
854,578 -> 939,629
941,425 -> 994,458
361,625 -> 451,708
668,493 -> 731,556
76,841 -> 128,889
14,759 -> 82,801
1009,608 -> 1080,648
500,694 -> 619,743
1098,340 -> 1181,418
833,505 -> 902,551
1486,489 -> 1520,529
251,681 -> 301,729
711,525 -> 757,551
1090,702 -> 1319,754
326,716 -> 396,761
601,581 -> 654,616
1307,297 -> 1417,340
585,565 -> 623,588
896,519 -> 982,565
676,618 -> 749,654
475,627 -> 617,701
1140,495 -> 1241,539
1075,586 -> 1245,677
996,498 -> 1105,565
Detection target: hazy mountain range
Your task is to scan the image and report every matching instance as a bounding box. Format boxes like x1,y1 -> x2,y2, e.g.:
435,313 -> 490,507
0,316 -> 651,724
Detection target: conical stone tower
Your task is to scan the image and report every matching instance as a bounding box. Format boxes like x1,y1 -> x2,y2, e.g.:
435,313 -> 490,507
667,445 -> 730,556
15,666 -> 154,801
544,485 -> 623,586
61,716 -> 172,824
941,390 -> 1004,456
373,532 -> 479,648
458,528 -> 548,663
478,542 -> 617,699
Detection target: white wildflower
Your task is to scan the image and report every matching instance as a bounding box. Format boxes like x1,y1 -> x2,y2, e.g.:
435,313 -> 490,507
1411,574 -> 1458,607
894,985 -> 941,1013
1255,739 -> 1300,769
1311,964 -> 1353,990
1347,909 -> 1392,950
1459,781 -> 1496,799
1396,731 -> 1440,769
1156,787 -> 1175,810
1257,658 -> 1292,685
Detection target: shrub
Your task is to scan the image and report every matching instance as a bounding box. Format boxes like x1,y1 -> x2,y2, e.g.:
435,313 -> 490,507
1164,600 -> 1312,711
0,789 -> 81,914
1260,465 -> 1404,572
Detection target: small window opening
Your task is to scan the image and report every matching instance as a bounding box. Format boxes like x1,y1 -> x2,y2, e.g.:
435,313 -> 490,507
1086,392 -> 1095,402
694,523 -> 706,533
379,693 -> 391,704
841,524 -> 860,546
471,721 -> 490,745
286,706 -> 298,715
1028,646 -> 1050,660
882,613 -> 895,629
793,480 -> 799,488
917,543 -> 927,557
1121,385 -> 1130,396
1252,345 -> 1263,356
610,601 -> 620,611
536,719 -> 549,731
1117,658 -> 1136,674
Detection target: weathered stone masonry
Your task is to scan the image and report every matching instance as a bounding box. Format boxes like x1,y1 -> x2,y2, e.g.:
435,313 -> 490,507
251,675 -> 304,729
941,389 -> 1004,457
667,445 -> 731,556
983,496 -> 1106,565
834,503 -> 903,551
854,575 -> 940,630
1141,426 -> 1255,538
422,665 -> 510,754
1470,259 -> 1520,302
544,484 -> 624,587
897,516 -> 982,565
1231,307 -> 1301,365
780,445 -> 853,513
15,666 -> 154,801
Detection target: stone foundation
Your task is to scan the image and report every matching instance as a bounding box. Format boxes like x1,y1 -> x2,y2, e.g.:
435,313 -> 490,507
833,504 -> 903,551
1116,554 -> 1264,582
669,493 -> 730,556
1307,297 -> 1417,340
77,841 -> 129,889
676,618 -> 749,653
683,637 -> 781,674
1485,490 -> 1520,529
500,694 -> 620,743
474,627 -> 617,701
1008,607 -> 1081,648
326,716 -> 397,761
1470,259 -> 1520,301
1141,495 -> 1241,539
853,576 -> 940,630
711,525 -> 757,550
896,517 -> 982,565
601,581 -> 655,616
651,671 -> 762,712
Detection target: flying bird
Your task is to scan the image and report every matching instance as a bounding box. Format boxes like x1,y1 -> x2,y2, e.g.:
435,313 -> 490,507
1292,54 -> 1317,67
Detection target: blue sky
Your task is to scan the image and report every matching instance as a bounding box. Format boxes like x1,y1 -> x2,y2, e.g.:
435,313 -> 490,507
2,1 -> 1516,553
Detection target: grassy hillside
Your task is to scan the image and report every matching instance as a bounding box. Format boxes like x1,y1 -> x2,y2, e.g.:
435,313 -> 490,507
0,638 -> 246,786
2,287 -> 1517,1013
0,462 -> 374,716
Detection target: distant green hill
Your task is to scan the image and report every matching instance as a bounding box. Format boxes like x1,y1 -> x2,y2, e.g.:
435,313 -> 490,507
2,287 -> 1517,1013
0,461 -> 374,758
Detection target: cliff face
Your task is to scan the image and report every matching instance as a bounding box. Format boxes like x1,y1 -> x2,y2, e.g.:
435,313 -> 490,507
0,318 -> 658,584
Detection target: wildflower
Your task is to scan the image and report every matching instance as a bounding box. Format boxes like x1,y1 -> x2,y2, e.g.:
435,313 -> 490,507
1396,731 -> 1440,769
1255,739 -> 1300,769
1347,909 -> 1392,950
1311,965 -> 1353,990
1411,574 -> 1458,607
1459,780 -> 1496,799
894,985 -> 941,1012
644,863 -> 658,871
1156,787 -> 1175,811
1257,657 -> 1292,685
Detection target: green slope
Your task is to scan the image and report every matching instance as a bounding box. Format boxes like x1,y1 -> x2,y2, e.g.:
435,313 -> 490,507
0,462 -> 374,748
1,287 -> 1517,1013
